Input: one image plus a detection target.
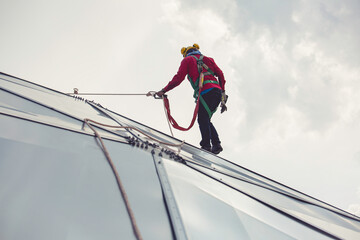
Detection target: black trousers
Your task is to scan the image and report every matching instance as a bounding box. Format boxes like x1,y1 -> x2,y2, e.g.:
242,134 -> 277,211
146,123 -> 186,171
197,88 -> 222,148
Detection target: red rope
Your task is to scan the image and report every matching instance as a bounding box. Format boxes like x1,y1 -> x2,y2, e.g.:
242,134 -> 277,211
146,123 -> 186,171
163,96 -> 200,131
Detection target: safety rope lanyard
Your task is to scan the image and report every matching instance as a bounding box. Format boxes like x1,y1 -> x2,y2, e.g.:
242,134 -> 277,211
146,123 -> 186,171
70,90 -> 177,136
70,86 -> 216,134
162,97 -> 175,137
162,95 -> 200,131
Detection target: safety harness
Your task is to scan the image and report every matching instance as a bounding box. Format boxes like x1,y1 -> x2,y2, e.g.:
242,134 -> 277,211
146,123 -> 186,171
188,55 -> 220,119
161,55 -> 222,132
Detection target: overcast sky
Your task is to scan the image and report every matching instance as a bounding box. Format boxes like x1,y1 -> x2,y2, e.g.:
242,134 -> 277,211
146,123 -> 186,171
1,0 -> 359,216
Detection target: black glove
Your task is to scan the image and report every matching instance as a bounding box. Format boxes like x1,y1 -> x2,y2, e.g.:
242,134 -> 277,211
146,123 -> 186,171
220,91 -> 228,113
146,90 -> 166,99
155,90 -> 165,97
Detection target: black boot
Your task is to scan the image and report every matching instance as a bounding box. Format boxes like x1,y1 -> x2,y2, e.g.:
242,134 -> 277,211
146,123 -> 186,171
211,144 -> 223,154
201,146 -> 212,152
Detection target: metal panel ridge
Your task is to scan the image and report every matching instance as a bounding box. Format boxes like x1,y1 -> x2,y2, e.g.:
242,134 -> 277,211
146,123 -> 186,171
152,153 -> 188,240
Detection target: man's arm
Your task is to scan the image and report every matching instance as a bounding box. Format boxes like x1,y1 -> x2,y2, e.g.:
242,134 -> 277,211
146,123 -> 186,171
161,57 -> 189,94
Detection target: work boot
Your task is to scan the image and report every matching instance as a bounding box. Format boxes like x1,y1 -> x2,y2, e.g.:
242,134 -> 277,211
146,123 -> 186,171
201,146 -> 212,152
211,144 -> 223,155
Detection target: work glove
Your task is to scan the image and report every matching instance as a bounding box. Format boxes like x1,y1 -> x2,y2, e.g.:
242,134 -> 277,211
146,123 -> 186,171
156,90 -> 165,97
220,91 -> 228,113
146,90 -> 165,98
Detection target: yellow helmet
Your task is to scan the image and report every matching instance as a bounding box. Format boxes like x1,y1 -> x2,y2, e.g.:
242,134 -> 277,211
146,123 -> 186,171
181,43 -> 200,57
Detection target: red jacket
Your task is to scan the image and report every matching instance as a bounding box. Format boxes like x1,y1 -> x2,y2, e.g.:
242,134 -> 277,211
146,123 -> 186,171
163,54 -> 226,94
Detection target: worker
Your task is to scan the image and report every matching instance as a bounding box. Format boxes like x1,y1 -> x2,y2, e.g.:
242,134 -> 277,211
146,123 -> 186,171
154,44 -> 227,154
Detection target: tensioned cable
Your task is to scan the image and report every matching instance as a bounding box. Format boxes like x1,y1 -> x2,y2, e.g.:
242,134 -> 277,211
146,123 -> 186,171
83,118 -> 184,148
68,93 -> 149,96
70,90 -> 175,137
84,115 -> 345,239
67,89 -> 157,96
82,118 -> 186,239
185,164 -> 343,239
4,82 -> 357,221
3,80 -> 358,224
83,88 -> 350,217
86,101 -> 148,144
182,156 -> 360,221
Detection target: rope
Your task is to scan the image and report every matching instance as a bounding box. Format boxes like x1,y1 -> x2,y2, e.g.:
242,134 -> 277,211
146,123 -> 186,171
67,88 -> 153,96
162,95 -> 200,131
83,118 -> 184,148
68,93 -> 149,96
69,89 -> 177,138
70,87 -> 195,136
68,89 -> 200,133
69,89 -> 198,133
83,119 -> 143,240
162,96 -> 174,137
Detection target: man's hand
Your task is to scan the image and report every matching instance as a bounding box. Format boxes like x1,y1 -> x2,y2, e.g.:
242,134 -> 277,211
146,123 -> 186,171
156,90 -> 165,98
146,90 -> 166,99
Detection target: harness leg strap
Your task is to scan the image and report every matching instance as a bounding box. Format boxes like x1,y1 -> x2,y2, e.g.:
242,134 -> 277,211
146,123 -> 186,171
199,95 -> 217,119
